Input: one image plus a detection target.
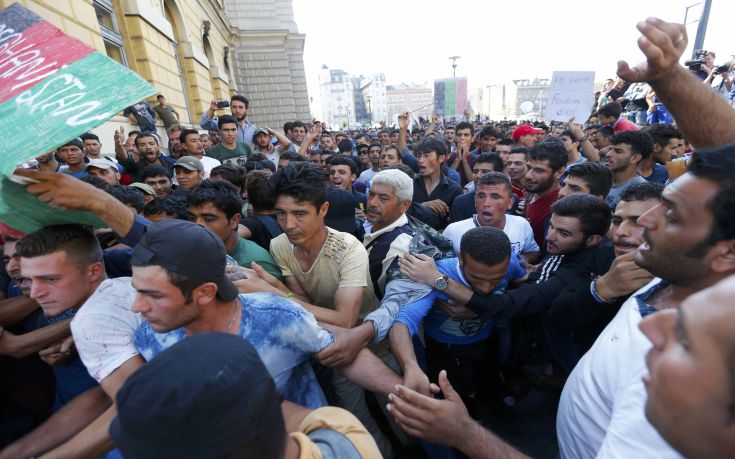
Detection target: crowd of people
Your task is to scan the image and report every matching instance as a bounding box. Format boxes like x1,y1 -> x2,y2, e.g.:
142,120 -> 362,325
1,16 -> 735,459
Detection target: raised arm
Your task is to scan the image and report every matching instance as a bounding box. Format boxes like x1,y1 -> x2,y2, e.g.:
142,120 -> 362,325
617,17 -> 735,148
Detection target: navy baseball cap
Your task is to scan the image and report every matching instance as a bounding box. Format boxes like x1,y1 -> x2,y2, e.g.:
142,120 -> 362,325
131,220 -> 239,301
110,333 -> 285,459
325,188 -> 357,234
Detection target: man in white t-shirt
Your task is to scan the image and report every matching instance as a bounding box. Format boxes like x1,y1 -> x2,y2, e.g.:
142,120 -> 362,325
179,128 -> 220,177
558,146 -> 735,458
443,172 -> 540,263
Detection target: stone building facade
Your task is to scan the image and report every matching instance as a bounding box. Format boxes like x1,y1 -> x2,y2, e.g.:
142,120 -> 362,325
224,0 -> 311,129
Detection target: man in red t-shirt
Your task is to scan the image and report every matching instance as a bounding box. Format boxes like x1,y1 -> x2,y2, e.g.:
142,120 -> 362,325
522,141 -> 568,249
597,102 -> 640,133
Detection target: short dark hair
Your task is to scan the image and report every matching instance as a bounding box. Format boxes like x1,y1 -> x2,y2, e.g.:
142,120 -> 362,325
218,115 -> 238,130
291,121 -> 305,131
283,121 -> 294,134
642,124 -> 681,147
551,194 -> 612,237
279,151 -> 306,163
687,145 -> 735,246
246,170 -> 276,211
479,126 -> 500,139
134,133 -> 159,147
156,94 -> 165,100
498,138 -> 514,147
620,181 -> 664,203
416,138 -> 447,158
381,144 -> 402,160
328,155 -> 358,175
455,121 -> 473,133
596,125 -> 614,139
143,195 -> 189,220
141,165 -> 172,180
210,164 -> 246,192
17,224 -> 103,266
268,162 -> 327,209
597,102 -> 623,119
386,164 -> 416,179
611,131 -> 653,160
187,179 -> 243,221
509,146 -> 529,158
108,185 -> 145,213
80,133 -> 100,142
475,171 -> 512,194
559,130 -> 577,140
179,129 -> 199,145
460,226 -> 511,266
529,139 -> 568,171
230,94 -> 249,108
473,153 -> 503,172
565,163 -> 613,198
337,139 -> 353,153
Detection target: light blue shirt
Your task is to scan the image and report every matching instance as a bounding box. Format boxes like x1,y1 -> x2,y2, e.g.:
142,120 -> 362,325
394,256 -> 525,345
200,114 -> 258,146
134,292 -> 333,408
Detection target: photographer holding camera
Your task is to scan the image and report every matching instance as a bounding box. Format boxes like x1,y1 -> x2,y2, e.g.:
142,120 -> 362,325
200,95 -> 258,145
705,59 -> 734,101
686,49 -> 715,79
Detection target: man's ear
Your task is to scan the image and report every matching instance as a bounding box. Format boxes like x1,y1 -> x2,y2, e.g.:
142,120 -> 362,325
229,213 -> 242,231
585,234 -> 603,248
709,239 -> 735,274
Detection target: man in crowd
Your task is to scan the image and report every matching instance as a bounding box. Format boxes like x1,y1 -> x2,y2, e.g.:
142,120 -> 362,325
604,130 -> 651,208
179,129 -> 221,177
251,127 -> 293,165
152,94 -> 179,132
390,227 -> 524,418
495,138 -> 514,170
357,143 -> 382,182
141,165 -> 173,198
413,138 -> 462,230
187,179 -> 282,279
638,123 -> 681,183
512,124 -> 541,148
444,172 -> 540,263
506,147 -> 528,199
448,152 -> 505,224
378,145 -> 402,171
200,95 -> 257,145
57,139 -> 88,179
85,158 -> 121,187
328,156 -> 367,211
558,162 -> 613,201
116,132 -> 175,182
123,100 -> 157,134
205,114 -> 252,166
523,140 -> 567,248
172,156 -> 205,190
597,102 -> 640,132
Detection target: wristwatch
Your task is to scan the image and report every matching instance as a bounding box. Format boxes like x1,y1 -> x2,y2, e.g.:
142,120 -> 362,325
433,275 -> 449,291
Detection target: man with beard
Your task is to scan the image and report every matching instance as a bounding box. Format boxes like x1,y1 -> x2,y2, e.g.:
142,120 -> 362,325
117,133 -> 175,182
604,130 -> 651,208
200,95 -> 258,145
523,140 -> 568,249
557,146 -> 735,458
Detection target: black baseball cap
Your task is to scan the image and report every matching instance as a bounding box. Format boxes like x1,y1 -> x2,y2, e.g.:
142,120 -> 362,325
110,333 -> 286,459
325,188 -> 357,234
131,220 -> 238,301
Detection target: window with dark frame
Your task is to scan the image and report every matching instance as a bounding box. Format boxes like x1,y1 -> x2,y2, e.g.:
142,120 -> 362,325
94,0 -> 128,67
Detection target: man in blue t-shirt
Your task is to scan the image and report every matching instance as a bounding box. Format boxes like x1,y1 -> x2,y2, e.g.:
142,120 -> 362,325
390,226 -> 525,417
129,219 -> 402,409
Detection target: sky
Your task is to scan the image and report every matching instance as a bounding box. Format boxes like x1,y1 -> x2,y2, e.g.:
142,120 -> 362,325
292,0 -> 733,112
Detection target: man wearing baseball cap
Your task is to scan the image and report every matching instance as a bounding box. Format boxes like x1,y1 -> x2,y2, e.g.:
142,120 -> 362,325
130,219 -> 401,410
251,126 -> 293,166
512,124 -> 541,148
173,156 -> 205,190
111,332 -> 381,459
86,157 -> 121,187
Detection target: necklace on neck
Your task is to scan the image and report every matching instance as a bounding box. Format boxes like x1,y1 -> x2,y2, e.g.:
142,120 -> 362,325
226,302 -> 238,333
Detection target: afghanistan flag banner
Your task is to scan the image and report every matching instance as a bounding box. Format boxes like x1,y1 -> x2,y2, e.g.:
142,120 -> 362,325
0,3 -> 157,232
433,77 -> 467,118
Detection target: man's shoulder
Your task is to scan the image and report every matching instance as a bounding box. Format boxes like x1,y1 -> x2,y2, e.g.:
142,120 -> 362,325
444,217 -> 474,234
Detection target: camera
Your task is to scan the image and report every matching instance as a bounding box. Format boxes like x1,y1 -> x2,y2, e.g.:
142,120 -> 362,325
216,100 -> 230,108
714,64 -> 731,75
685,49 -> 708,72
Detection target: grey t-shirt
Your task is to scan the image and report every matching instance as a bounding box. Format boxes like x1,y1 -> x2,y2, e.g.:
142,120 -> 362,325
605,175 -> 647,209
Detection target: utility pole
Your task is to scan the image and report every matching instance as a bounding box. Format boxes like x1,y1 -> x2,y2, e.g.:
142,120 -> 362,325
448,56 -> 461,78
692,0 -> 712,55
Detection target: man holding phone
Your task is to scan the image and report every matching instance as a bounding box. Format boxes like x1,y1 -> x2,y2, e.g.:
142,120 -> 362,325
200,94 -> 258,145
